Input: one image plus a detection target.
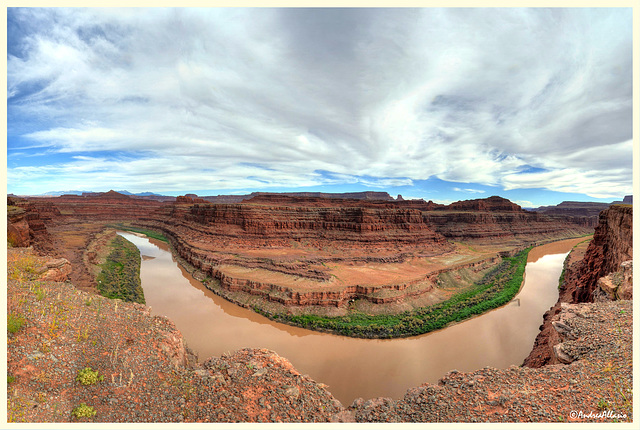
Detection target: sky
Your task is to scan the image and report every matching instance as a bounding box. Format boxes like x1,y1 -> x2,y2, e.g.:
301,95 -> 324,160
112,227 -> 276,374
6,7 -> 635,207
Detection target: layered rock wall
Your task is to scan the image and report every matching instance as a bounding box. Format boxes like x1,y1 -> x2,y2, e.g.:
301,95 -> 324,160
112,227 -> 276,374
39,194 -> 165,220
7,197 -> 56,251
175,203 -> 448,246
422,211 -> 589,242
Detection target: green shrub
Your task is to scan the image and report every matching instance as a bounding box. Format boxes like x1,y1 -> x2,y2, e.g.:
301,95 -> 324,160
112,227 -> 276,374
71,403 -> 96,419
597,399 -> 610,411
7,313 -> 26,334
76,367 -> 104,386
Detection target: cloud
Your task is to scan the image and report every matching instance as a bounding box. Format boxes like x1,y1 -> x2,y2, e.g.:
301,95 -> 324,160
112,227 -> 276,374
453,188 -> 486,194
502,167 -> 631,199
7,8 -> 633,198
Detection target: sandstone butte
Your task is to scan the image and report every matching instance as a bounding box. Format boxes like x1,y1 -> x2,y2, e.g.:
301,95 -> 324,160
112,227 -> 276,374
6,193 -> 633,423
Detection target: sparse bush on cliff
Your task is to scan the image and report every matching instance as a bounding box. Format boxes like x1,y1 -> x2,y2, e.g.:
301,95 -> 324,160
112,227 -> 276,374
76,367 -> 104,385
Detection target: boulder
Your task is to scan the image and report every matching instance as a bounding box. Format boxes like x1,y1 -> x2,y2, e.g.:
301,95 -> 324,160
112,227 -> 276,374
38,258 -> 72,282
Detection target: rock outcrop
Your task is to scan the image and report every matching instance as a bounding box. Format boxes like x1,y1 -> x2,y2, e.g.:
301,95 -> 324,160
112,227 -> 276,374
422,211 -> 587,243
572,205 -> 632,302
593,260 -> 632,301
7,197 -> 56,252
175,195 -> 208,204
7,205 -> 31,247
37,257 -> 73,282
444,195 -> 523,212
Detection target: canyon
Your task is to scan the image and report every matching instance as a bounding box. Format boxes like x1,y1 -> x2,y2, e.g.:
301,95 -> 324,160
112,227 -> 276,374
8,192 -> 592,323
5,196 -> 633,422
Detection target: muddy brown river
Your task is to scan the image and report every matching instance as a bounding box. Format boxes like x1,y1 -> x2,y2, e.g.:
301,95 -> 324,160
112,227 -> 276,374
118,232 -> 584,406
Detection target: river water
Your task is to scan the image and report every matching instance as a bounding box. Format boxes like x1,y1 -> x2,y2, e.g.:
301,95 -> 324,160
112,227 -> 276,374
118,231 -> 583,406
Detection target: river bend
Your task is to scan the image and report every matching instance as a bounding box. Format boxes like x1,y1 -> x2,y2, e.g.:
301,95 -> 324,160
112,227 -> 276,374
118,231 -> 580,405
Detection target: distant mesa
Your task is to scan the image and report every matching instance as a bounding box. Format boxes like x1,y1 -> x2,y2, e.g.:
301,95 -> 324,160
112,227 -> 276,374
98,190 -> 132,199
176,195 -> 208,204
529,197 -> 632,228
39,190 -> 94,197
446,195 -> 523,212
199,191 -> 397,204
532,200 -> 618,217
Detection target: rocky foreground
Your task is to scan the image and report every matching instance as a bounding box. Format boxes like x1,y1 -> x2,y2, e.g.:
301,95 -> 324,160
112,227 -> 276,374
6,245 -> 633,423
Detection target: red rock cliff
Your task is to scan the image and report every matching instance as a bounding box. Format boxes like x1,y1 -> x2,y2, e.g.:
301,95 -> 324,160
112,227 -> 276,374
572,205 -> 633,302
7,197 -> 57,251
523,204 -> 632,368
175,202 -> 447,246
7,205 -> 31,247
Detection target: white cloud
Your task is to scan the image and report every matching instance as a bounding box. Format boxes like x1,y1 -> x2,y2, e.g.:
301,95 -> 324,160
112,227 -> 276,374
7,8 -> 633,197
453,188 -> 486,194
502,167 -> 631,199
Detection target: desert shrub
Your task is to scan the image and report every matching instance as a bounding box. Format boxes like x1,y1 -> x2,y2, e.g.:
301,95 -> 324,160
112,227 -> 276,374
76,367 -> 104,386
71,403 -> 96,419
7,313 -> 26,334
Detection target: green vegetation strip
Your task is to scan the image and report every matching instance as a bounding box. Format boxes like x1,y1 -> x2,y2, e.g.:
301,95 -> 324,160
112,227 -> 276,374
262,247 -> 531,339
109,224 -> 168,243
96,235 -> 145,304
